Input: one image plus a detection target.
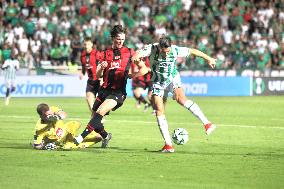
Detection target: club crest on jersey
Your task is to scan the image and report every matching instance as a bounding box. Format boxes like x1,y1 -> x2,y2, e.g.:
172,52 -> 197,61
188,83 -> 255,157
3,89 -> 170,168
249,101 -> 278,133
109,60 -> 121,69
56,128 -> 64,138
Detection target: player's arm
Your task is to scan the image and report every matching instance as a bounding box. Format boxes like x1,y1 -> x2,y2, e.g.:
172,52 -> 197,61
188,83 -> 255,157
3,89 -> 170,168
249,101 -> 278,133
1,61 -> 8,70
79,55 -> 86,80
54,109 -> 67,120
96,61 -> 107,78
35,123 -> 52,133
45,107 -> 67,122
133,44 -> 152,62
189,48 -> 216,68
129,59 -> 148,78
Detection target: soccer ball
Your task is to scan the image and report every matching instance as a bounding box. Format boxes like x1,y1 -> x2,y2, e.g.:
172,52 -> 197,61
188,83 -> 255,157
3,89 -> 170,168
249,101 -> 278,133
172,128 -> 189,145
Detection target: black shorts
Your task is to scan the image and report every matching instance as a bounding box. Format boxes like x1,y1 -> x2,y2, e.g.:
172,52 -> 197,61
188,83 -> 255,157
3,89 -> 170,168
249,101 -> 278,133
86,79 -> 100,95
92,88 -> 126,112
132,80 -> 152,90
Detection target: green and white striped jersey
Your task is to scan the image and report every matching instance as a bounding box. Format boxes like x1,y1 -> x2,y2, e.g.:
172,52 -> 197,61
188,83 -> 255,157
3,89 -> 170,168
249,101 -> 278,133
2,59 -> 20,80
138,43 -> 190,87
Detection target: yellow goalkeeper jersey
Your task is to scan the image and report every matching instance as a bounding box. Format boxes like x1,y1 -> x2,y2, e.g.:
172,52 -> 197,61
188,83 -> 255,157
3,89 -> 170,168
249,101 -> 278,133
33,106 -> 65,145
33,106 -> 97,149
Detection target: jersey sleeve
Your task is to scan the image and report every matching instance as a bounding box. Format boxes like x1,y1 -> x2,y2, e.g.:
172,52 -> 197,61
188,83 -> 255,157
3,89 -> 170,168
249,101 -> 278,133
175,46 -> 190,57
138,44 -> 153,57
96,50 -> 105,62
35,119 -> 48,132
2,60 -> 9,69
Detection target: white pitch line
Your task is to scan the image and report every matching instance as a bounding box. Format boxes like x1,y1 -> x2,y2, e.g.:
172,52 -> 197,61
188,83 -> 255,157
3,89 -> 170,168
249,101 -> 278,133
0,115 -> 284,130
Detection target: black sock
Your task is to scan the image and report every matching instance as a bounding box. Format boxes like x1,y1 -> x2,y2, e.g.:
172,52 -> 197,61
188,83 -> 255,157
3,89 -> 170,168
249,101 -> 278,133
89,113 -> 108,138
81,124 -> 94,138
138,96 -> 149,104
6,88 -> 10,97
99,130 -> 108,139
11,86 -> 16,93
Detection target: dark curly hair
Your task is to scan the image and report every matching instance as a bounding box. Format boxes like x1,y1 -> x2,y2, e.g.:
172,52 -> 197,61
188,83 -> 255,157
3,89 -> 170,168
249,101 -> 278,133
159,36 -> 172,48
110,25 -> 127,38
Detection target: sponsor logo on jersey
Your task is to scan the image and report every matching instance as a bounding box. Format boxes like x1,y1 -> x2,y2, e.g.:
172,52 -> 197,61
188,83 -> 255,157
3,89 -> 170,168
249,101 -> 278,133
109,60 -> 121,70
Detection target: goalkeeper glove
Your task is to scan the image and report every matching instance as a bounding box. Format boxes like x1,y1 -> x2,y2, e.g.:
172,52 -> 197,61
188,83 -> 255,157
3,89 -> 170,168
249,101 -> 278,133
46,114 -> 61,122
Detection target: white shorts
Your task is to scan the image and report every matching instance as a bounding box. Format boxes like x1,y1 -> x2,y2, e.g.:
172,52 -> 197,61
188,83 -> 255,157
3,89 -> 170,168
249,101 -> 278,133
5,79 -> 15,88
152,74 -> 182,98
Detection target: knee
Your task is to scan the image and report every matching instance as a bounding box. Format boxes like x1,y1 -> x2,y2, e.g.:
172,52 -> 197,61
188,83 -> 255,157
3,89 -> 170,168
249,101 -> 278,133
95,109 -> 103,115
86,93 -> 93,100
175,92 -> 186,105
156,109 -> 164,116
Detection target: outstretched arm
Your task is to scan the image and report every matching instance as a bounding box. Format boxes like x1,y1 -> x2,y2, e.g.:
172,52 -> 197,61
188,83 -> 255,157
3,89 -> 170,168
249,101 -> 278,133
133,44 -> 153,62
189,48 -> 216,68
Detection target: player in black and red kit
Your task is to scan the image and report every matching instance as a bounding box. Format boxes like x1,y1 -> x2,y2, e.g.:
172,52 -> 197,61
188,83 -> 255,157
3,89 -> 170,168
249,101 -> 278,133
74,25 -> 148,148
80,37 -> 102,112
131,57 -> 152,112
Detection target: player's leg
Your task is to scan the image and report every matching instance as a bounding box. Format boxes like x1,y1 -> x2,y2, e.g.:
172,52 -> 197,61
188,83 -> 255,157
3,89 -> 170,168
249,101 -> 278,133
147,89 -> 155,114
65,121 -> 81,136
133,88 -> 141,108
173,87 -> 216,135
133,86 -> 150,110
86,79 -> 99,113
152,84 -> 174,152
78,132 -> 102,148
86,91 -> 95,112
132,81 -> 141,108
74,101 -> 113,145
74,91 -> 116,148
5,81 -> 12,105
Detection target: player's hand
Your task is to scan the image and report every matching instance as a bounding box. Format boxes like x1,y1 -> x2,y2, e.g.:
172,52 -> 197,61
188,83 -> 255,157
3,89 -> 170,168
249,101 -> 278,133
46,114 -> 61,122
99,61 -> 108,69
131,53 -> 140,62
207,58 -> 217,69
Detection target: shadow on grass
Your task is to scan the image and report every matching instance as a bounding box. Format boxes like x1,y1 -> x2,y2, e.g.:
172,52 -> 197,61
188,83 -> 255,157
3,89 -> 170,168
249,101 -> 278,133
0,143 -> 34,150
1,144 -> 283,158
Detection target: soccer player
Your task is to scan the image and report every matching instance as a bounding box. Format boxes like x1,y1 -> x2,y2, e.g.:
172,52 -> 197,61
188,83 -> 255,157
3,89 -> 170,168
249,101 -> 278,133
1,52 -> 20,106
131,57 -> 152,112
74,25 -> 148,148
135,36 -> 217,152
33,103 -> 102,150
80,37 -> 102,113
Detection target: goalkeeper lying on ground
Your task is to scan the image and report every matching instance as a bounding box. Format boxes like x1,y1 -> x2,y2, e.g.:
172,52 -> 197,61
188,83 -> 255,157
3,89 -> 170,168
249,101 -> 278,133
33,103 -> 102,150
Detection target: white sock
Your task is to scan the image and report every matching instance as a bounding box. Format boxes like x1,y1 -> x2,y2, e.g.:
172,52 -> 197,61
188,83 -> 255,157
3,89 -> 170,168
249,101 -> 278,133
157,115 -> 172,146
75,135 -> 84,144
184,100 -> 210,125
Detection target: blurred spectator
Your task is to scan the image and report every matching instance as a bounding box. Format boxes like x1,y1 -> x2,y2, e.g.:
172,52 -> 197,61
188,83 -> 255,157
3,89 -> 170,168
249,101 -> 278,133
0,0 -> 283,76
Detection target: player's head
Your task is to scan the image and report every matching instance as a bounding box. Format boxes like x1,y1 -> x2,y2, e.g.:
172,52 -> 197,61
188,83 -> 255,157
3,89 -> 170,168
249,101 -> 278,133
36,103 -> 51,120
159,36 -> 172,57
84,37 -> 93,53
111,25 -> 126,49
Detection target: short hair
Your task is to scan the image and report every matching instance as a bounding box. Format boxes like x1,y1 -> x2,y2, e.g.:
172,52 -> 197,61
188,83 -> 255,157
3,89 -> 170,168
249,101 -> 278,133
159,37 -> 172,48
36,103 -> 49,116
110,25 -> 127,38
84,37 -> 93,43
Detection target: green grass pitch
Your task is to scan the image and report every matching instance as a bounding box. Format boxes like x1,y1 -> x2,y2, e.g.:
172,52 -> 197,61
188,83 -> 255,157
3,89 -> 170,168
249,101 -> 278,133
0,96 -> 283,189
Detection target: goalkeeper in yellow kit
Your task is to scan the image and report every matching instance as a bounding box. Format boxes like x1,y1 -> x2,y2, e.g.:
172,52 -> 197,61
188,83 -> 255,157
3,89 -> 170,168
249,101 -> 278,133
33,103 -> 102,150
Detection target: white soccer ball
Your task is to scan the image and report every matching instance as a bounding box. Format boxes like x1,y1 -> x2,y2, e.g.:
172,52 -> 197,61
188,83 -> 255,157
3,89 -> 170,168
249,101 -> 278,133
172,128 -> 189,145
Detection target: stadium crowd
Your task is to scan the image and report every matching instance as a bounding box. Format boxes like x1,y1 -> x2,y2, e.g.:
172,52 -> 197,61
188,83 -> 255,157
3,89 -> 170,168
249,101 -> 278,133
0,0 -> 284,73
